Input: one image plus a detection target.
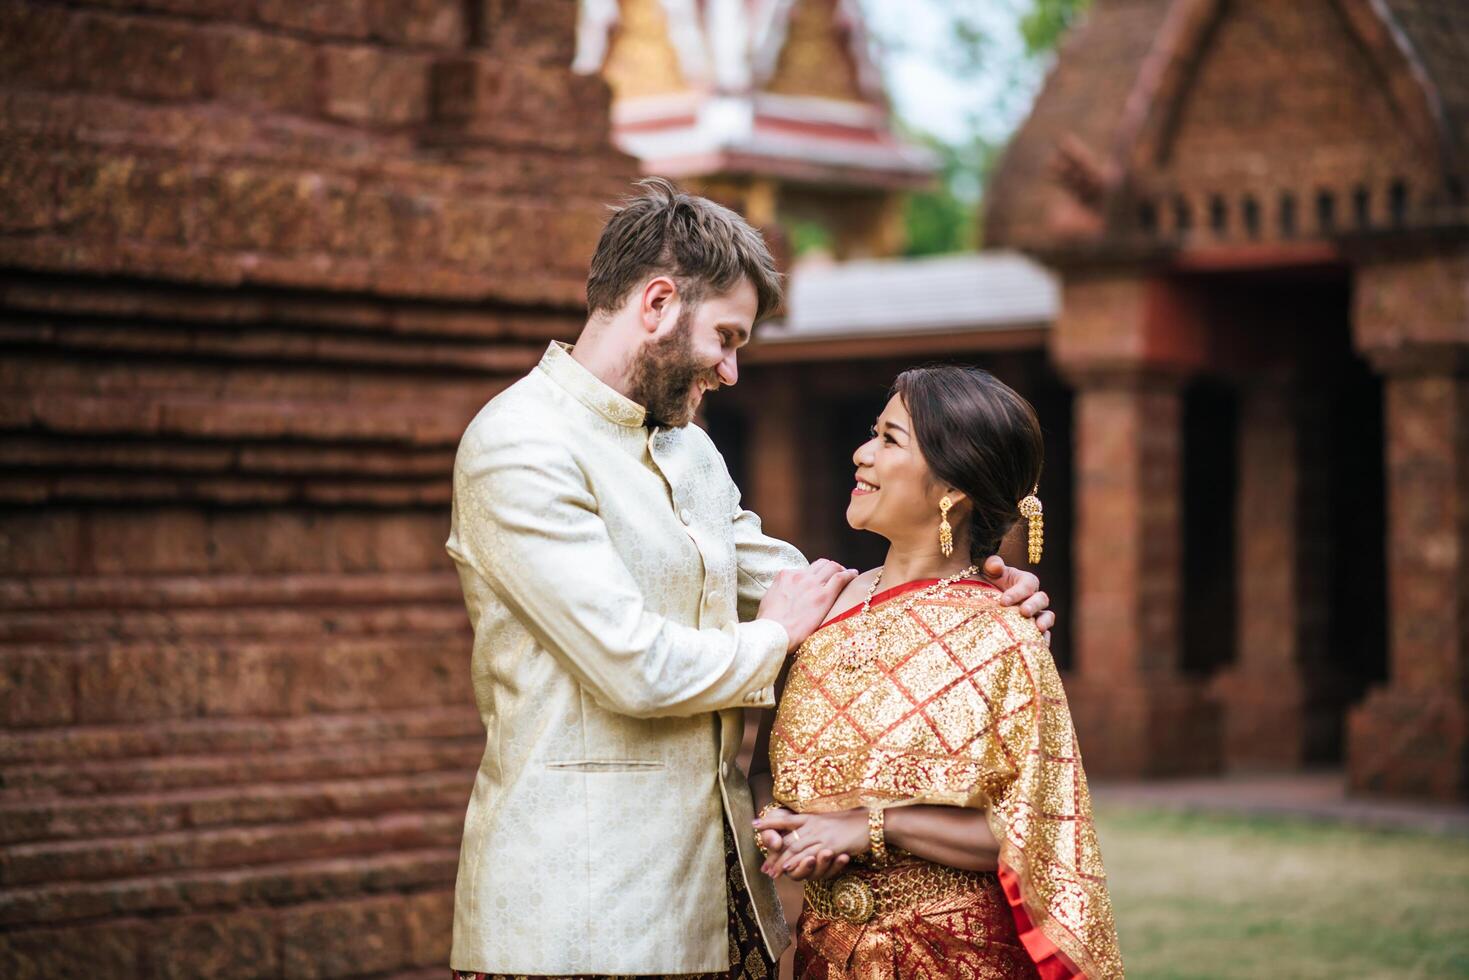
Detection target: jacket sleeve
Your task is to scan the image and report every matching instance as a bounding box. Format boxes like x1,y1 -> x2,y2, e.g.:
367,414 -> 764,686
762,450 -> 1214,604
678,424 -> 808,623
446,422 -> 790,720
732,505 -> 809,623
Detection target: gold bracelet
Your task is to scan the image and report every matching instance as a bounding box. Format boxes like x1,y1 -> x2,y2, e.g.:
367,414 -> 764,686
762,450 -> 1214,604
754,802 -> 783,856
867,808 -> 888,866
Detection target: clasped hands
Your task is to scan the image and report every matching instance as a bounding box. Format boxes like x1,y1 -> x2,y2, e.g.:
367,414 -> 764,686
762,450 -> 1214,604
753,807 -> 867,881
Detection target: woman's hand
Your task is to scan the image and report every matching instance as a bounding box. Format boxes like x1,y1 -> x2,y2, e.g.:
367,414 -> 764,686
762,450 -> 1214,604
754,808 -> 867,881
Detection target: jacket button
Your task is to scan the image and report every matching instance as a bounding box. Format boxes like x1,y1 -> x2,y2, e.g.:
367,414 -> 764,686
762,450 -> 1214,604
720,761 -> 730,778
680,509 -> 692,525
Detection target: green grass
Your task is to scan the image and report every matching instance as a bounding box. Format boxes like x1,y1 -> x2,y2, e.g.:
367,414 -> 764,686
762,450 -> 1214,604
1094,806 -> 1469,979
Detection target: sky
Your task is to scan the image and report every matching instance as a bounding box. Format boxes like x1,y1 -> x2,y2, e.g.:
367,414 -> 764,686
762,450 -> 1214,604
857,0 -> 1048,146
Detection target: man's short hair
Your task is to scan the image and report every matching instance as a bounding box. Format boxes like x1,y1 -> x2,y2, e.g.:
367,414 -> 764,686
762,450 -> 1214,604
586,177 -> 783,323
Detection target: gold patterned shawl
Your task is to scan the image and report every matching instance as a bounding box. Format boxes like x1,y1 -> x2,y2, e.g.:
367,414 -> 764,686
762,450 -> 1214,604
770,580 -> 1124,980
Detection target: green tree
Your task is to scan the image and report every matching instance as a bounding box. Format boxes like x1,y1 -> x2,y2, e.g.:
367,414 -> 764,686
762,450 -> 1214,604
1019,0 -> 1091,57
868,0 -> 1093,255
902,131 -> 999,257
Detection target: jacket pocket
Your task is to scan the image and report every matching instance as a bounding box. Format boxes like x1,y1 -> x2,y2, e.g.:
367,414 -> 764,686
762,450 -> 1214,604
544,759 -> 666,773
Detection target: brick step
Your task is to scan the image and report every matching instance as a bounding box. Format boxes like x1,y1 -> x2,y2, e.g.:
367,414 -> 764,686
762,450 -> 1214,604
0,847 -> 458,927
0,769 -> 470,845
3,633 -> 476,727
0,705 -> 482,765
0,736 -> 482,799
0,601 -> 468,644
0,809 -> 464,887
0,270 -> 576,341
0,888 -> 455,977
0,571 -> 462,612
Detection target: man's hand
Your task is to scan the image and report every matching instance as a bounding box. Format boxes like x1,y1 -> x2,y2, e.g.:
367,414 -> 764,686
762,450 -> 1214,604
757,559 -> 858,653
981,555 -> 1055,643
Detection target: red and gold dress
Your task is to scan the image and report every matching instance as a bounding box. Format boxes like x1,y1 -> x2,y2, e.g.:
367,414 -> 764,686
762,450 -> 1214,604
769,579 -> 1123,980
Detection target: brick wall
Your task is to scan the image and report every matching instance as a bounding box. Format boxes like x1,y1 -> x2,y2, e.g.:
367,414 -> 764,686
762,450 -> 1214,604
0,2 -> 639,974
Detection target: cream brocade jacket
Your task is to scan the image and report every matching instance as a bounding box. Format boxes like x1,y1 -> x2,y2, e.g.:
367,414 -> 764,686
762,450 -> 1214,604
444,342 -> 805,975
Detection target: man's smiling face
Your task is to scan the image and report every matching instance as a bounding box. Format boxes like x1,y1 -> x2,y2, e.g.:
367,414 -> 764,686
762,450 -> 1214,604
628,277 -> 756,428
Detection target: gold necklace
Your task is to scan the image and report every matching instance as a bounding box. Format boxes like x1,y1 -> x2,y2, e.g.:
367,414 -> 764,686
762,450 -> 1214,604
837,564 -> 978,672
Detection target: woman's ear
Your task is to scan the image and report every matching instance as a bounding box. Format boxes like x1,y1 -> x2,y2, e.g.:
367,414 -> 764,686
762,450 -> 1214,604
941,488 -> 969,511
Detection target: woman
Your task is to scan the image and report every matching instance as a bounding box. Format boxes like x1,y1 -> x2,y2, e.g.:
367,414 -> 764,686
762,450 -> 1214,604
749,366 -> 1123,980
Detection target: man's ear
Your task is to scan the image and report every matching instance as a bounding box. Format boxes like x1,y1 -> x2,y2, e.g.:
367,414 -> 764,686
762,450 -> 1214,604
638,276 -> 678,334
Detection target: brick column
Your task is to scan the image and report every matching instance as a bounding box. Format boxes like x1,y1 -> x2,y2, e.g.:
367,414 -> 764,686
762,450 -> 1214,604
746,368 -> 805,546
1051,273 -> 1220,778
1063,371 -> 1223,776
1347,251 -> 1469,800
1213,372 -> 1343,768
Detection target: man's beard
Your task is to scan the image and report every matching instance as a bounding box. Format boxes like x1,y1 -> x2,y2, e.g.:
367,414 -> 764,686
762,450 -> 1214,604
627,309 -> 716,429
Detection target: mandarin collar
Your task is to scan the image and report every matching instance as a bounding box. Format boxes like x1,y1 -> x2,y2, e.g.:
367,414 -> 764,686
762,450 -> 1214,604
536,341 -> 648,429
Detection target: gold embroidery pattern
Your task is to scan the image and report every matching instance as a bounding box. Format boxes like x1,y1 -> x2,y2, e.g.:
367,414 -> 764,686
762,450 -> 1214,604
795,855 -> 1038,980
770,582 -> 1124,979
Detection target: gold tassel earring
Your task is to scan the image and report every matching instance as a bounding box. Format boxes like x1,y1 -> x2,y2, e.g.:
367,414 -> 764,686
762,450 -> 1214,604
1018,485 -> 1043,564
938,495 -> 954,558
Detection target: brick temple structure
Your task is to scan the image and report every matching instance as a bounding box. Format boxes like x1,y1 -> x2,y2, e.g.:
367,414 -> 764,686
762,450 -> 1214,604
0,1 -> 637,974
984,0 -> 1469,799
3,0 -> 1467,974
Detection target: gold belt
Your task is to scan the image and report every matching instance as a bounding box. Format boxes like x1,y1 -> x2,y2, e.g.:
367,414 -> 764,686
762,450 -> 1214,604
803,860 -> 990,925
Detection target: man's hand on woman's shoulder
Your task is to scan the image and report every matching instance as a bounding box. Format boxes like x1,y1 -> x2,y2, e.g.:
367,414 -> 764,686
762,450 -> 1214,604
757,559 -> 859,653
981,555 -> 1055,643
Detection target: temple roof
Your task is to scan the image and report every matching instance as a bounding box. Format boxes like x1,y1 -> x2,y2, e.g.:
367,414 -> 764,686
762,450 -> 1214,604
984,0 -> 1469,260
764,251 -> 1058,340
575,0 -> 935,188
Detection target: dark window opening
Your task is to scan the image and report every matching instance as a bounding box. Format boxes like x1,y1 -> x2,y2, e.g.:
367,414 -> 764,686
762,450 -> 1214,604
1209,195 -> 1228,234
1242,196 -> 1261,238
1279,192 -> 1297,238
1389,179 -> 1409,227
1353,186 -> 1372,228
1317,190 -> 1336,233
464,0 -> 487,46
1174,197 -> 1193,235
1138,199 -> 1158,234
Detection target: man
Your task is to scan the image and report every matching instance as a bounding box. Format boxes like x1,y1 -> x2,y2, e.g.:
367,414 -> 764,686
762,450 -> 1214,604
445,178 -> 1052,978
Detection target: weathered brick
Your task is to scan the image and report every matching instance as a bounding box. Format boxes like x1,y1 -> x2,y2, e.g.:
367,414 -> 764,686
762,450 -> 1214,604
320,44 -> 430,125
211,25 -> 318,115
480,0 -> 578,65
146,910 -> 280,980
430,57 -> 611,151
279,895 -> 413,978
0,650 -> 76,727
401,889 -> 454,965
0,0 -> 634,970
0,5 -> 80,90
0,921 -> 143,979
75,644 -> 205,724
255,0 -> 371,39
0,151 -> 61,233
72,11 -> 212,102
366,0 -> 463,47
80,0 -> 244,17
193,166 -> 329,253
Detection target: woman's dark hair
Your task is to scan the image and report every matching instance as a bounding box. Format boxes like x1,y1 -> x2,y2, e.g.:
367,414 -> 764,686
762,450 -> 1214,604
892,365 -> 1044,563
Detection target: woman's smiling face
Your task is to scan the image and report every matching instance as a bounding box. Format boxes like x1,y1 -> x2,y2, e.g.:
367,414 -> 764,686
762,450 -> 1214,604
847,394 -> 949,541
